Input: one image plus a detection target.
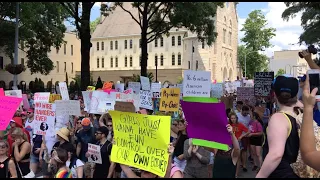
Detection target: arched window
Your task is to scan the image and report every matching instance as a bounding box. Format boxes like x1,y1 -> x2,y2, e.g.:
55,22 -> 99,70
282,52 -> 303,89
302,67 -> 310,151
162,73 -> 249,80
172,53 -> 175,65
155,54 -> 158,66
178,53 -> 181,65
124,56 -> 128,67
160,54 -> 164,66
172,36 -> 175,46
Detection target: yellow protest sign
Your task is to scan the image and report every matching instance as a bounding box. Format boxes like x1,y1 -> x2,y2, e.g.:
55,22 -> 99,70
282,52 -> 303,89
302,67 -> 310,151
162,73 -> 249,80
49,94 -> 61,103
109,110 -> 170,177
159,88 -> 180,112
87,86 -> 95,91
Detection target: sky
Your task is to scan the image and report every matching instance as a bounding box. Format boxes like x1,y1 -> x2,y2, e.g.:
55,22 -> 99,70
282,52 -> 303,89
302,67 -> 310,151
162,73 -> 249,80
87,2 -> 305,58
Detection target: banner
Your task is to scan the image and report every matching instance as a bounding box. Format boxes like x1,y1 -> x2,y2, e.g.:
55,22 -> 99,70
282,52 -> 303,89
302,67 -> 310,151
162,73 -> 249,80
55,100 -> 81,116
109,111 -> 170,177
0,96 -> 22,130
139,90 -> 153,110
181,101 -> 232,145
88,143 -> 102,164
34,92 -> 50,103
183,70 -> 211,97
159,88 -> 180,112
34,102 -> 55,136
59,82 -> 69,100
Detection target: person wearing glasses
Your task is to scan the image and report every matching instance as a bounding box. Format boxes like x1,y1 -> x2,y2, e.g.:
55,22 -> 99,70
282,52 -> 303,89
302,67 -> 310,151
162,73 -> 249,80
98,113 -> 113,141
24,108 -> 35,139
0,140 -> 17,178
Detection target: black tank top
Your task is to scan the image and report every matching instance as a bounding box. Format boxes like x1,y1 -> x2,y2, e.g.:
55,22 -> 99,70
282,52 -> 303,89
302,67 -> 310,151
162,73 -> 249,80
0,158 -> 10,178
263,113 -> 300,178
212,149 -> 236,178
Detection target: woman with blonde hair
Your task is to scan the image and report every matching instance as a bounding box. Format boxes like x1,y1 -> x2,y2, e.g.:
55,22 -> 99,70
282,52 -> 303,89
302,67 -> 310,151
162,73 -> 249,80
11,128 -> 34,178
0,140 -> 17,178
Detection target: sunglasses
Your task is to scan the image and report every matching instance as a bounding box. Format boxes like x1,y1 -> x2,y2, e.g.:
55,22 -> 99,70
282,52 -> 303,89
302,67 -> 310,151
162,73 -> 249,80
95,132 -> 102,135
107,125 -> 112,127
27,112 -> 32,114
77,122 -> 82,124
0,145 -> 7,149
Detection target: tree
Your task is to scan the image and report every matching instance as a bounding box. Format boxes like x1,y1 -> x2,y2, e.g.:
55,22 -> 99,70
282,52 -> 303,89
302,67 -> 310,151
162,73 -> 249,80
95,76 -> 103,89
60,2 -> 114,91
107,2 -> 224,77
0,2 -> 68,75
132,72 -> 154,82
275,68 -> 286,77
72,73 -> 95,89
239,10 -> 276,78
90,17 -> 101,34
282,2 -> 320,45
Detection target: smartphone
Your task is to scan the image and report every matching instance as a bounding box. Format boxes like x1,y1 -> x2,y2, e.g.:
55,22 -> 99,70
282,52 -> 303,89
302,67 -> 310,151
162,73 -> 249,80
307,69 -> 320,99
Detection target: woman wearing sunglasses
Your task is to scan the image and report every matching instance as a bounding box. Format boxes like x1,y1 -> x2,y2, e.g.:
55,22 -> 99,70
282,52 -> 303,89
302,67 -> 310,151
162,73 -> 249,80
0,140 -> 17,178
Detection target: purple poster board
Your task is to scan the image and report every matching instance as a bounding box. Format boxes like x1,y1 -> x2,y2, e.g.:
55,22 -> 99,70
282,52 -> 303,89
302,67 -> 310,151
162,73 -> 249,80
181,101 -> 232,145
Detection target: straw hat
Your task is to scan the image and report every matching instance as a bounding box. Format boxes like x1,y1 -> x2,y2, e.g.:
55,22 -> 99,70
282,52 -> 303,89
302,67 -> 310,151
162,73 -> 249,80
56,127 -> 70,142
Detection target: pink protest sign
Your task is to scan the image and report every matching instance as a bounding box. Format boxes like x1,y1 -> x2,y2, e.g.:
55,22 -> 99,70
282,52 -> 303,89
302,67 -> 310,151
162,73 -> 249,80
22,94 -> 30,110
0,88 -> 4,96
0,96 -> 22,130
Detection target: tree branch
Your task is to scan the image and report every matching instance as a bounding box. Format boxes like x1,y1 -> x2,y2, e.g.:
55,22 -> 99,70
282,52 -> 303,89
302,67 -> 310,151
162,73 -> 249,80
138,2 -> 142,25
75,2 -> 81,32
147,24 -> 173,43
147,2 -> 164,22
60,2 -> 81,30
118,3 -> 142,28
147,5 -> 172,35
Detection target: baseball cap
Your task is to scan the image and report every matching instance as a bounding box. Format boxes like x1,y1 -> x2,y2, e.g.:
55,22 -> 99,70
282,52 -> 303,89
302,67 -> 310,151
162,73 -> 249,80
97,126 -> 109,137
81,118 -> 91,129
21,111 -> 27,116
272,75 -> 299,98
27,108 -> 34,113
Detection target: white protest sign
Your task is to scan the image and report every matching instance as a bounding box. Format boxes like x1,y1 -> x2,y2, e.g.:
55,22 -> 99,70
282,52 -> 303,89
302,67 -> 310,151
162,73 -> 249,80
151,83 -> 161,98
33,102 -> 55,136
139,90 -> 153,110
233,81 -> 242,89
5,90 -> 23,107
59,82 -> 69,100
211,83 -> 224,98
140,76 -> 150,91
128,82 -> 141,94
55,100 -> 81,116
55,115 -> 70,130
88,143 -> 102,164
183,70 -> 211,97
89,91 -> 111,114
34,92 -> 50,103
97,100 -> 115,113
82,91 -> 92,112
115,83 -> 125,93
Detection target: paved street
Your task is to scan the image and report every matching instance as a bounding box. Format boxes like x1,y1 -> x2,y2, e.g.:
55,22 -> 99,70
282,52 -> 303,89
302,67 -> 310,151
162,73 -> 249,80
238,162 -> 257,178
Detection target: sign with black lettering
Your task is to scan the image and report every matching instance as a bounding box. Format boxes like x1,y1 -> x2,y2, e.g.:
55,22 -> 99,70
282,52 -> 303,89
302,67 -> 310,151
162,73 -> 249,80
139,90 -> 153,110
159,88 -> 180,112
254,72 -> 274,97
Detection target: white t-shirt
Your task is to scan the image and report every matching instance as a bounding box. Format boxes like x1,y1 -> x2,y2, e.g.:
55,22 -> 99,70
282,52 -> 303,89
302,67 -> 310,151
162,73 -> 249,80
236,112 -> 251,128
66,159 -> 84,178
24,119 -> 34,140
44,133 -> 57,157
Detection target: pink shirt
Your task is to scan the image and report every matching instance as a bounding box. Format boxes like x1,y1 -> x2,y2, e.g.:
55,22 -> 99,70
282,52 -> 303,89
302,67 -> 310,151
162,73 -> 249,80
170,164 -> 181,178
248,120 -> 262,133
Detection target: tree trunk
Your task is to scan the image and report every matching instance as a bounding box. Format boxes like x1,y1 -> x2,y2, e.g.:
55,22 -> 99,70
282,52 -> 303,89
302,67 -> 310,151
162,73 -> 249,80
140,8 -> 148,77
80,2 -> 92,91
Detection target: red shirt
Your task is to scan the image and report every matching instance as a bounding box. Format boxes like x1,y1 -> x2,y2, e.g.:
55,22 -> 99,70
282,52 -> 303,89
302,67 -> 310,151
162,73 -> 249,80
230,123 -> 248,139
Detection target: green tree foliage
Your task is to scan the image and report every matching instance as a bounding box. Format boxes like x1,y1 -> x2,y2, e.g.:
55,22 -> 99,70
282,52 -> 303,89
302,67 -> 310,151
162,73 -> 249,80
282,2 -> 320,44
106,2 -> 224,77
239,10 -> 275,78
0,2 -> 68,75
177,76 -> 183,84
132,72 -> 154,82
90,17 -> 101,34
72,73 -> 95,89
95,76 -> 103,89
275,68 -> 286,77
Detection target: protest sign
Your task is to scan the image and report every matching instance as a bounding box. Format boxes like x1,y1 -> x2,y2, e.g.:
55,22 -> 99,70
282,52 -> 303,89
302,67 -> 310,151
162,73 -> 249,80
159,88 -> 180,112
22,94 -> 30,110
34,92 -> 50,103
89,91 -> 112,114
237,87 -> 255,106
82,91 -> 92,112
151,83 -> 161,98
111,92 -> 140,112
98,100 -> 115,113
34,102 -> 55,136
59,82 -> 69,100
55,115 -> 70,130
0,96 -> 22,130
139,90 -> 153,110
0,88 -> 4,96
181,101 -> 232,145
49,94 -> 62,103
140,76 -> 151,91
128,82 -> 141,94
87,86 -> 96,91
183,70 -> 211,97
103,82 -> 113,90
88,143 -> 102,164
114,101 -> 135,113
5,90 -> 23,107
123,88 -> 133,94
115,83 -> 125,92
211,83 -> 224,98
254,72 -> 274,97
192,139 -> 228,151
55,100 -> 81,116
109,111 -> 170,177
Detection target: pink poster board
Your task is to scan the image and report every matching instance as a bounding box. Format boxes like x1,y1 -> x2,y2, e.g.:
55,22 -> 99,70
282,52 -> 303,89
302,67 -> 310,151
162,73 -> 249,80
0,96 -> 22,130
22,94 -> 30,110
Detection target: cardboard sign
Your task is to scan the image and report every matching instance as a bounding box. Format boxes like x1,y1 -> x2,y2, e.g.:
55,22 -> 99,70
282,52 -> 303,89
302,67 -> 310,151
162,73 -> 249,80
55,100 -> 81,116
34,102 -> 55,136
151,83 -> 161,98
211,83 -> 224,98
0,96 -> 22,130
114,101 -> 135,113
22,94 -> 30,110
87,86 -> 96,91
254,72 -> 274,97
159,88 -> 180,112
237,87 -> 255,106
34,92 -> 50,103
88,143 -> 102,164
140,76 -> 151,91
183,70 -> 211,97
59,82 -> 69,100
103,82 -> 113,90
115,83 -> 125,92
139,90 -> 153,110
49,94 -> 62,103
128,82 -> 141,94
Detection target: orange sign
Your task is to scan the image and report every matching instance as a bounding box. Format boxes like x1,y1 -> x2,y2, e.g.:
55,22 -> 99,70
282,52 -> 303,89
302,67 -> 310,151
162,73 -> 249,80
103,82 -> 113,90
